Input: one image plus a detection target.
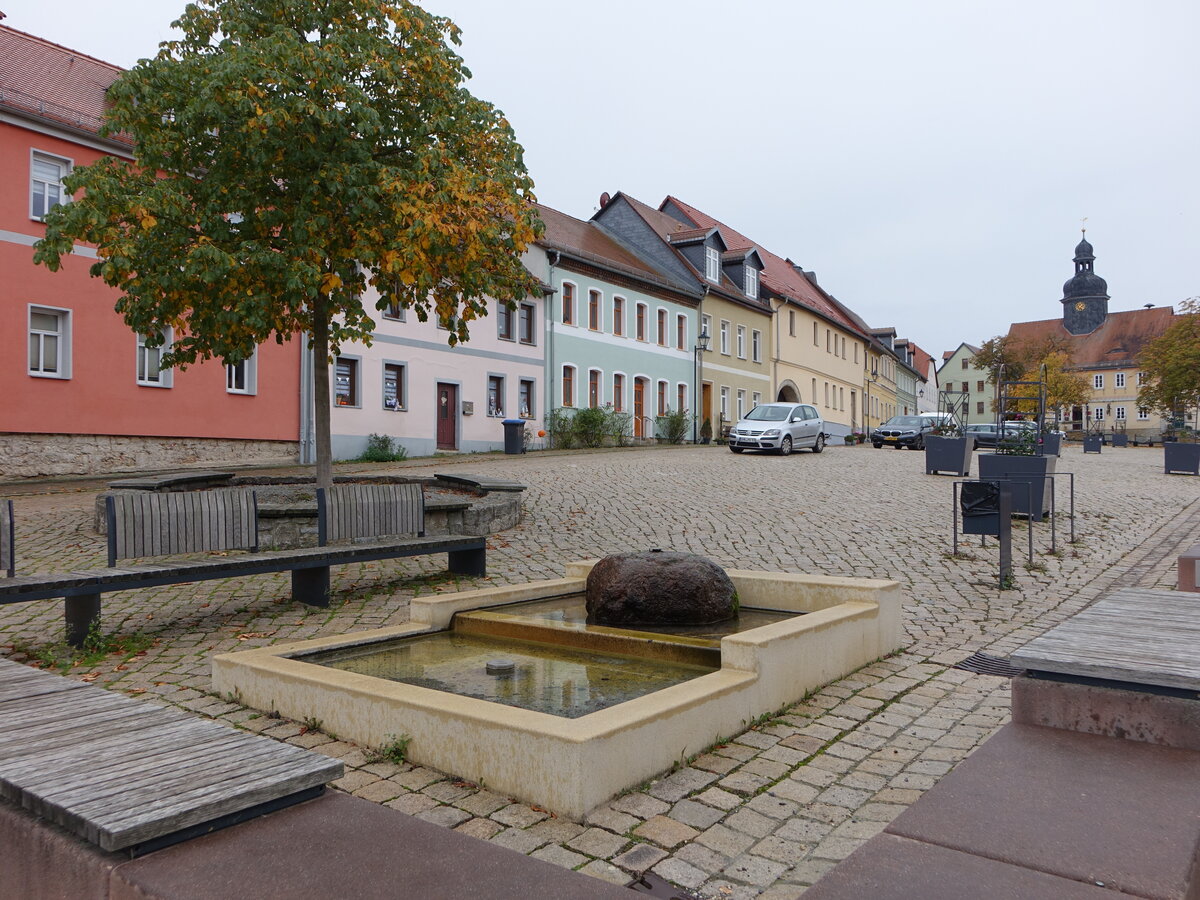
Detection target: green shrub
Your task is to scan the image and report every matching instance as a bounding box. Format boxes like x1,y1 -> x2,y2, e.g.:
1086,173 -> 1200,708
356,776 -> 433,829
546,407 -> 576,449
357,433 -> 408,462
656,406 -> 692,444
606,408 -> 633,446
572,406 -> 609,448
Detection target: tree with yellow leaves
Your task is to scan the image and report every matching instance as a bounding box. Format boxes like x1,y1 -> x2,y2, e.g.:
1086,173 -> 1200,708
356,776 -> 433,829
34,0 -> 542,486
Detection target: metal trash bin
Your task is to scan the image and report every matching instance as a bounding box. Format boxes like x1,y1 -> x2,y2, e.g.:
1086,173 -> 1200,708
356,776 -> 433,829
961,480 -> 1003,536
502,419 -> 525,454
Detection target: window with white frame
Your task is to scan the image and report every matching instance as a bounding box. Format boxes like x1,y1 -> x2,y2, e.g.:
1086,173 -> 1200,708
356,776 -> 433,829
751,329 -> 762,363
744,267 -> 758,299
31,152 -> 70,220
588,290 -> 601,330
1138,371 -> 1148,386
589,370 -> 602,408
1115,406 -> 1126,420
788,310 -> 795,336
657,309 -> 667,346
382,299 -> 406,322
561,282 -> 575,325
701,314 -> 712,343
736,325 -> 746,359
226,350 -> 259,395
720,386 -> 730,419
1093,374 -> 1104,389
1138,407 -> 1150,420
613,297 -> 625,336
736,389 -> 746,418
677,383 -> 687,412
676,314 -> 687,350
383,362 -> 406,410
1115,372 -> 1126,389
561,365 -> 575,407
1093,406 -> 1105,421
657,380 -> 668,415
813,322 -> 818,345
518,379 -> 535,418
719,320 -> 730,355
636,303 -> 647,341
705,246 -> 719,282
332,356 -> 357,406
28,306 -> 70,378
487,375 -> 505,416
612,373 -> 625,411
136,328 -> 173,387
752,391 -> 761,407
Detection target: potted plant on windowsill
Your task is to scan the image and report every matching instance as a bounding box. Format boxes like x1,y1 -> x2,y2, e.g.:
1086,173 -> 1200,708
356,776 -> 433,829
977,427 -> 1056,521
925,424 -> 972,476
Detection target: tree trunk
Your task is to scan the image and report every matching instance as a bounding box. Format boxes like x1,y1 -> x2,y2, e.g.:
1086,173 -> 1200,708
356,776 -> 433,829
312,296 -> 333,490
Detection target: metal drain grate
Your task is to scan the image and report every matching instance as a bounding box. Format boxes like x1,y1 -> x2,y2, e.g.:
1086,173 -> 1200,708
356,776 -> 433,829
953,652 -> 1025,678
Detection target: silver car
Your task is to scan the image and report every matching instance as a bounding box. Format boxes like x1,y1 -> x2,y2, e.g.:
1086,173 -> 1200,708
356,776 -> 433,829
729,403 -> 826,455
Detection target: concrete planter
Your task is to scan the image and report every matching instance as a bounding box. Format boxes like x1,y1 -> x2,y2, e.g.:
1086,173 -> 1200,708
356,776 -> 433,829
1083,434 -> 1103,454
1110,433 -> 1129,448
925,436 -> 972,476
1164,442 -> 1200,476
978,453 -> 1057,521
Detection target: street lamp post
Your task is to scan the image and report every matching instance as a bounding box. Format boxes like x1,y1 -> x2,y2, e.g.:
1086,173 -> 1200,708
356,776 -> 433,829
693,326 -> 711,443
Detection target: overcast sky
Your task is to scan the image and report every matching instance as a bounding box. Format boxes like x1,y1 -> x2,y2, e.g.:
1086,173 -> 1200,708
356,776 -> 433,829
7,0 -> 1197,360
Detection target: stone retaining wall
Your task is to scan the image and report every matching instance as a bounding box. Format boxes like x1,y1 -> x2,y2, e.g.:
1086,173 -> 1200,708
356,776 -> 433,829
0,434 -> 298,480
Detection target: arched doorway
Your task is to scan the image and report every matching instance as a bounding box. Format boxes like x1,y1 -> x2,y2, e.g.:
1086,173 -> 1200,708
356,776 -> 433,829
776,381 -> 800,403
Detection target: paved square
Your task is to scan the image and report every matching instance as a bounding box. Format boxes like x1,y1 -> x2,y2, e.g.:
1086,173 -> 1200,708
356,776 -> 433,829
2,444 -> 1198,898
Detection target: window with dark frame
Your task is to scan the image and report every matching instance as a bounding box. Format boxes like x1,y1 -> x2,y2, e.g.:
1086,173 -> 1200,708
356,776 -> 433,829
657,309 -> 667,346
562,283 -> 575,325
334,357 -> 358,406
636,304 -> 646,341
589,290 -> 601,330
613,297 -> 625,336
488,375 -> 504,416
383,363 -> 405,410
613,373 -> 625,411
588,370 -> 600,408
562,366 -> 574,406
518,379 -> 534,418
518,303 -> 535,344
676,314 -> 686,350
497,303 -> 514,340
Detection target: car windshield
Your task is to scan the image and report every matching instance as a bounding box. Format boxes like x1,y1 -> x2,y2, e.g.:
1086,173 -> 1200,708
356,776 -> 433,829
884,417 -> 924,427
744,406 -> 791,422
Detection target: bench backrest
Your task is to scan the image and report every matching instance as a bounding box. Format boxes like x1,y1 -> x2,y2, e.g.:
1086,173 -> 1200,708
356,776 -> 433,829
317,483 -> 424,545
105,489 -> 259,566
1,500 -> 12,578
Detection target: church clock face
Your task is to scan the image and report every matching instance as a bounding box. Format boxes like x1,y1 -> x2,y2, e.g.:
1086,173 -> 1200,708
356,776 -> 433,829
1075,301 -> 1086,311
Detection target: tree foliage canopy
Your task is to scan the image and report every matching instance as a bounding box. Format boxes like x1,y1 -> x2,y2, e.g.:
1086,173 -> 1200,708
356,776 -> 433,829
971,335 -> 1088,416
1137,299 -> 1200,416
33,0 -> 543,368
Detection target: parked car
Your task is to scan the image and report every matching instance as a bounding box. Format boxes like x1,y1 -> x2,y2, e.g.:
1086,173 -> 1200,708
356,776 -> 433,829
870,415 -> 936,450
729,403 -> 825,455
963,421 -> 1063,450
962,423 -> 1000,449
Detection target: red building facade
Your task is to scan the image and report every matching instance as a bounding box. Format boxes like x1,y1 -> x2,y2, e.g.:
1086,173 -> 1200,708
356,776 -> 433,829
0,25 -> 301,477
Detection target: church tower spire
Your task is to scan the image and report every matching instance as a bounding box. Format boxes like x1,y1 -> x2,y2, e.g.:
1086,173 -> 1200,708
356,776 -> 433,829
1061,230 -> 1109,335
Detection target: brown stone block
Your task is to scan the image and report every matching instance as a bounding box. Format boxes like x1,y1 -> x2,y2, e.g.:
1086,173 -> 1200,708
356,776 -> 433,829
803,833 -> 1117,899
112,792 -> 629,900
0,797 -> 125,900
1013,674 -> 1200,751
884,723 -> 1200,899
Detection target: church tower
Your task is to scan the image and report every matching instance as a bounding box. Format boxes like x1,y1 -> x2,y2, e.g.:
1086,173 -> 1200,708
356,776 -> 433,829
1061,232 -> 1110,335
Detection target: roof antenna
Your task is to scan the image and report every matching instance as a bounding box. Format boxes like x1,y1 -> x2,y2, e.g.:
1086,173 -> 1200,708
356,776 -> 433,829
1081,216 -> 1087,236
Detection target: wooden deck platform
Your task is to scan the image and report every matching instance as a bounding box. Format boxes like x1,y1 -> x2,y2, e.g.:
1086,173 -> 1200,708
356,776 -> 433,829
0,658 -> 341,853
1011,587 -> 1200,690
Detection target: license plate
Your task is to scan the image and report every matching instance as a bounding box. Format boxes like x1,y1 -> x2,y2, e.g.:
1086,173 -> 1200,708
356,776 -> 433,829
885,437 -> 897,442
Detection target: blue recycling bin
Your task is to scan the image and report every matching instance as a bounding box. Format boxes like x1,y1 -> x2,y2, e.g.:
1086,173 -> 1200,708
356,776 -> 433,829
502,419 -> 525,454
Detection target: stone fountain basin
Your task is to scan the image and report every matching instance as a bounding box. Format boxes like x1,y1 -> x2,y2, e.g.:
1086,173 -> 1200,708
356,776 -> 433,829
212,562 -> 903,819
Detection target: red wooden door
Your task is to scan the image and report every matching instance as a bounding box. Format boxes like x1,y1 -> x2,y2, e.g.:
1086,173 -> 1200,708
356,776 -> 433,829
437,383 -> 457,449
633,380 -> 645,438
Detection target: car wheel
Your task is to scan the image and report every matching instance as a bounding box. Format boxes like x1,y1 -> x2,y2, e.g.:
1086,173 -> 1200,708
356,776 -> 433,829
779,436 -> 792,456
812,434 -> 825,454
916,437 -> 925,451
873,442 -> 882,449
729,445 -> 744,453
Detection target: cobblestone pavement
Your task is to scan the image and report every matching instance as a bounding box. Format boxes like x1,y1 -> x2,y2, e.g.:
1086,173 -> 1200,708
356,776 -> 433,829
3,445 -> 1199,898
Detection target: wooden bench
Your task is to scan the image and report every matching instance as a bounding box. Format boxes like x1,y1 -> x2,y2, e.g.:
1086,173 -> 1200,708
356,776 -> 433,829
0,657 -> 341,855
0,486 -> 486,646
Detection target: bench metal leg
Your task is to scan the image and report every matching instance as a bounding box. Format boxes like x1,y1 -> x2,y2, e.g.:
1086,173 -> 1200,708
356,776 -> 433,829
65,593 -> 101,648
292,567 -> 330,608
448,546 -> 486,577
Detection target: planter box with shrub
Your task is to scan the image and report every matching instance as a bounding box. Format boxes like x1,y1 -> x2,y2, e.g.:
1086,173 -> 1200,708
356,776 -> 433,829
977,452 -> 1057,521
925,435 -> 972,476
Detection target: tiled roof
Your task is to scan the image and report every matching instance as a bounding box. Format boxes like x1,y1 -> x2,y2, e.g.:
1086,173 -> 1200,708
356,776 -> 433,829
534,202 -> 696,296
1007,307 -> 1176,369
667,227 -> 712,244
660,195 -> 867,338
616,193 -> 767,309
0,25 -> 126,142
908,342 -> 937,379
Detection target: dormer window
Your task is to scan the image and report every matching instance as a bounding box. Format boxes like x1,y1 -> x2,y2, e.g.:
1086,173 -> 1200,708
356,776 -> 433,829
705,246 -> 719,283
744,267 -> 758,299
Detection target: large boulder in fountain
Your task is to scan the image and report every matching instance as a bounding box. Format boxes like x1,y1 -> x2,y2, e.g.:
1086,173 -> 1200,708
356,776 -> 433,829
586,551 -> 737,626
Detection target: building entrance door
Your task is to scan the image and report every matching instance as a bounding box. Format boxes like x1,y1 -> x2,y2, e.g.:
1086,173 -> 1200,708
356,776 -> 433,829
633,379 -> 646,438
436,383 -> 457,450
701,382 -> 712,431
